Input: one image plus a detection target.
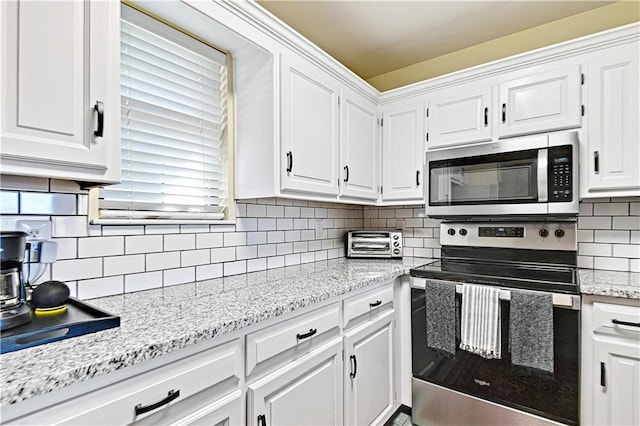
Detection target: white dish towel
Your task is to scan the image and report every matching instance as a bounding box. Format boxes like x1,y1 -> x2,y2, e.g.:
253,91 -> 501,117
460,283 -> 502,359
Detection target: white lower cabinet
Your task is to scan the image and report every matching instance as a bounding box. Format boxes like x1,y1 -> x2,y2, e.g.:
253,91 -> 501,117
582,296 -> 640,426
175,390 -> 242,426
9,339 -> 243,425
247,339 -> 344,426
344,309 -> 395,426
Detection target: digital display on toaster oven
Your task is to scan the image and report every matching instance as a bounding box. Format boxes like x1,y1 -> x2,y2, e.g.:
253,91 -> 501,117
478,227 -> 525,237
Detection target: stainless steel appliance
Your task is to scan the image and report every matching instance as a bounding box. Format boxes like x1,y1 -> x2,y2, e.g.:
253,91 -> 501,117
410,222 -> 580,425
346,231 -> 403,258
0,232 -> 31,330
426,131 -> 579,218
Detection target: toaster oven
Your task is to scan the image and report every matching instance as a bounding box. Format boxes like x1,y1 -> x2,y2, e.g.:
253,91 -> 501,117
346,231 -> 403,258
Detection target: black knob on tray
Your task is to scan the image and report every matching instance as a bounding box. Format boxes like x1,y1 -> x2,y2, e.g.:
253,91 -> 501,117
447,228 -> 456,236
539,229 -> 549,238
554,229 -> 565,238
30,281 -> 69,309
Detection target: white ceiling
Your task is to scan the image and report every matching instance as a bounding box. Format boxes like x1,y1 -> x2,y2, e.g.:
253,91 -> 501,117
256,0 -> 614,80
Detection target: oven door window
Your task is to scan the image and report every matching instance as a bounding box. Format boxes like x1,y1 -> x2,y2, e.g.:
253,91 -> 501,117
429,150 -> 538,206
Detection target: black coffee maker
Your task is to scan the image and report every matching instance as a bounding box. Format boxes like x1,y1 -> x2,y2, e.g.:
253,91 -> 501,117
0,232 -> 31,330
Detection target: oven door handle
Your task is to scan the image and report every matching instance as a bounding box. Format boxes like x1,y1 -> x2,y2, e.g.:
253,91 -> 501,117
410,278 -> 580,310
537,148 -> 548,203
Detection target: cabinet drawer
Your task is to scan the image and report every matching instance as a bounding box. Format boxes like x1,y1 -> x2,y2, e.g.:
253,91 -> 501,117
246,303 -> 340,375
592,301 -> 640,339
343,284 -> 394,328
13,339 -> 242,425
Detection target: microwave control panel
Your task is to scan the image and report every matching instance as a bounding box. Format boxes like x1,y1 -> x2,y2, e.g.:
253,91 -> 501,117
549,146 -> 573,202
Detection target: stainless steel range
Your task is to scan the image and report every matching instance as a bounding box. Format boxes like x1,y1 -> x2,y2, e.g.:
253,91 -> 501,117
410,221 -> 580,425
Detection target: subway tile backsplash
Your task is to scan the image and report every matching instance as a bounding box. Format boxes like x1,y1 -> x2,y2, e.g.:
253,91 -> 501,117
1,175 -> 638,299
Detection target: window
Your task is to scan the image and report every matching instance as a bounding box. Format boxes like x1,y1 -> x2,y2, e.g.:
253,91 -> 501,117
97,4 -> 232,223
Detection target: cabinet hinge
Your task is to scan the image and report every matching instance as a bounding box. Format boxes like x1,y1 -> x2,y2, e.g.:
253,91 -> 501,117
582,105 -> 585,116
600,362 -> 606,387
380,118 -> 384,127
581,73 -> 585,85
380,186 -> 383,194
394,391 -> 398,402
426,132 -> 429,142
338,96 -> 341,105
426,108 -> 429,118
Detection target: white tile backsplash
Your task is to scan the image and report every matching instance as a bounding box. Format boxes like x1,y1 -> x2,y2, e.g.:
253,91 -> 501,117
78,236 -> 124,258
104,254 -> 145,276
2,176 -> 637,298
125,271 -> 163,292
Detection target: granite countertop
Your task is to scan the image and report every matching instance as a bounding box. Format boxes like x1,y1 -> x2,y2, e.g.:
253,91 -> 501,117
578,269 -> 640,300
0,257 -> 428,407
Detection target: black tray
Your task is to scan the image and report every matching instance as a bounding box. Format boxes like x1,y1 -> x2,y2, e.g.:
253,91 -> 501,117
0,298 -> 120,354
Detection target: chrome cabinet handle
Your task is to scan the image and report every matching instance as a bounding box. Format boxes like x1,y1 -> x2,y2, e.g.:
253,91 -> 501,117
501,103 -> 507,123
369,300 -> 382,308
416,170 -> 421,186
134,389 -> 180,416
484,107 -> 488,127
344,165 -> 349,183
94,101 -> 104,137
594,151 -> 599,174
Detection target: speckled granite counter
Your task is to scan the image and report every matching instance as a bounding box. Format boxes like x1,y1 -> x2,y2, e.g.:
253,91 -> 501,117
579,269 -> 640,300
0,257 -> 428,407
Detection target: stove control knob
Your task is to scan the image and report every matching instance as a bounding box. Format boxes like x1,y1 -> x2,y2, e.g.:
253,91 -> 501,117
539,228 -> 549,238
554,229 -> 565,238
459,228 -> 467,236
447,228 -> 456,236
393,248 -> 401,255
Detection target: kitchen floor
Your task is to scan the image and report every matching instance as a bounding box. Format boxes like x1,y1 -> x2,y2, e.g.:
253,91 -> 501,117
386,407 -> 414,426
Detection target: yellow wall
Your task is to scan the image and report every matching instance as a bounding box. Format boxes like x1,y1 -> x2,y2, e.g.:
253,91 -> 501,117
368,1 -> 640,92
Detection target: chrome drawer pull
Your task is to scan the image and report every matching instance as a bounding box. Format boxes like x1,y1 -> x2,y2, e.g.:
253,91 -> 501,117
369,300 -> 382,308
134,389 -> 180,416
296,328 -> 317,340
612,319 -> 640,328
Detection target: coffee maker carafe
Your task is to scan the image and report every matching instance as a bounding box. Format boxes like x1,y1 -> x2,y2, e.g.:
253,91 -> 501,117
1,231 -> 31,330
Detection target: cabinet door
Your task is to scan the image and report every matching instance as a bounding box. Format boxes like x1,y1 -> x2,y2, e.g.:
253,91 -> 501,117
248,339 -> 343,426
280,54 -> 340,196
381,100 -> 425,202
344,310 -> 395,426
584,50 -> 640,196
0,0 -> 120,184
169,390 -> 242,426
593,338 -> 640,426
498,65 -> 582,138
428,84 -> 492,149
340,89 -> 378,201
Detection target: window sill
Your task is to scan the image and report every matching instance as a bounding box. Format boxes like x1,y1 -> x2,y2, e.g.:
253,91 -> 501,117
91,219 -> 237,226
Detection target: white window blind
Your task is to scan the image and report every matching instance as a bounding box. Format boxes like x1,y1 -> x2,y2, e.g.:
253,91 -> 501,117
100,5 -> 229,221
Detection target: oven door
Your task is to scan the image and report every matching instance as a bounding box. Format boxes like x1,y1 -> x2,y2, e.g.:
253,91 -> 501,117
410,285 -> 580,425
425,132 -> 578,218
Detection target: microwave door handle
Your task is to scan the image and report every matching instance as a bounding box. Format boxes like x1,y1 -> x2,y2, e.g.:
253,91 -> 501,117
538,148 -> 548,202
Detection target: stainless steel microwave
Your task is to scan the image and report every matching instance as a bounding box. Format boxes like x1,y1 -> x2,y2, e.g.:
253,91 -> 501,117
425,131 -> 579,218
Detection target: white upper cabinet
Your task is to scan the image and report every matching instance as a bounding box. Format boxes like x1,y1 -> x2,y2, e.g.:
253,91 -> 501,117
340,88 -> 379,201
427,82 -> 493,149
381,99 -> 425,203
280,54 -> 340,197
583,47 -> 639,197
0,0 -> 120,185
498,64 -> 582,138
